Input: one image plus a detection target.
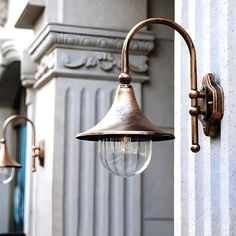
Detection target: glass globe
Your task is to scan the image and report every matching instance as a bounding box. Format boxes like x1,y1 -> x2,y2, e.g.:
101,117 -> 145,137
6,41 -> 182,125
98,136 -> 152,177
0,167 -> 15,184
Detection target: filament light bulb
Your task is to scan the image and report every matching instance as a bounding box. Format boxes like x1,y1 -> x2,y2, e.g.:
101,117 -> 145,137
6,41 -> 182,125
98,136 -> 152,177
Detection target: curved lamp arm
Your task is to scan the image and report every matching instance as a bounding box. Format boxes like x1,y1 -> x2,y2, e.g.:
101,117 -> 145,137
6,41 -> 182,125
1,115 -> 44,172
118,18 -> 224,153
121,18 -> 197,90
119,18 -> 199,152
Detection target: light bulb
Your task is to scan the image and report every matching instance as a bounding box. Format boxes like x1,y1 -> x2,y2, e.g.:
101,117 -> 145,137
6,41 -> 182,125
98,136 -> 152,177
0,167 -> 15,184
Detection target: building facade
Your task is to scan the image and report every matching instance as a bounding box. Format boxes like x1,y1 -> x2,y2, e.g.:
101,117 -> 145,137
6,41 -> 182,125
0,0 -> 235,236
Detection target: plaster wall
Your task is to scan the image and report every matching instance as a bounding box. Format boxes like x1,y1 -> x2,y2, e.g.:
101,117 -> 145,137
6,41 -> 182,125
175,0 -> 236,235
33,0 -> 147,34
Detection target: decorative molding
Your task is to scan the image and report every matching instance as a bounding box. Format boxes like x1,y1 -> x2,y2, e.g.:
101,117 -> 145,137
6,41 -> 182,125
35,51 -> 55,80
21,50 -> 37,88
28,24 -> 155,89
1,41 -> 20,65
29,24 -> 155,62
21,75 -> 36,88
56,32 -> 153,54
63,52 -> 148,73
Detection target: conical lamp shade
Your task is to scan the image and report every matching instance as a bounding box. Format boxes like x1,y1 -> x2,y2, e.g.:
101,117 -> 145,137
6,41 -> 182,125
0,142 -> 21,168
76,84 -> 175,141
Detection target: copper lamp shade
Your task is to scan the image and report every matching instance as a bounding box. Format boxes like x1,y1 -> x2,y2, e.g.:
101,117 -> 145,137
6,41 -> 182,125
76,84 -> 175,141
0,139 -> 21,168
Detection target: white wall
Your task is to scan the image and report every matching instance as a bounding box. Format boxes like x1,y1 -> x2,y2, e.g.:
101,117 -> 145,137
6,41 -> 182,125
175,0 -> 236,235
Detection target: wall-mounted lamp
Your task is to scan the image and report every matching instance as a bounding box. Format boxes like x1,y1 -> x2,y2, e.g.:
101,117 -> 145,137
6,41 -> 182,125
77,18 -> 224,177
0,115 -> 44,184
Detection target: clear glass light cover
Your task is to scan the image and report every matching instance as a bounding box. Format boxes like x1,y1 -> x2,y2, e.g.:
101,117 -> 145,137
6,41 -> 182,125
98,136 -> 152,177
0,167 -> 15,184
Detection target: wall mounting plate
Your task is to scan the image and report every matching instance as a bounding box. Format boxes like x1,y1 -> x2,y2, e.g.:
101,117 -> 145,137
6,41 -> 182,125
38,140 -> 45,166
198,73 -> 224,137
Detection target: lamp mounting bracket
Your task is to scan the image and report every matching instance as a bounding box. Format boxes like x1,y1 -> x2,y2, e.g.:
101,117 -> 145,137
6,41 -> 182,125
198,73 -> 224,137
34,140 -> 45,167
189,73 -> 224,138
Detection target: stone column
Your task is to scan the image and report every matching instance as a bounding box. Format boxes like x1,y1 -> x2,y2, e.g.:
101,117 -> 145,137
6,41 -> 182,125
24,24 -> 154,236
175,0 -> 236,235
15,1 -> 154,235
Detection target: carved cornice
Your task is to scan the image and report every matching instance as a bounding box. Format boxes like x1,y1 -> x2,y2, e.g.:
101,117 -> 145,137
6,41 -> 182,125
28,23 -> 155,89
29,23 -> 155,62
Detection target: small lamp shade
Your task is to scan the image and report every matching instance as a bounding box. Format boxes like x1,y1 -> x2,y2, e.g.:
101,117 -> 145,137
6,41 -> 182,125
76,84 -> 174,141
0,140 -> 21,168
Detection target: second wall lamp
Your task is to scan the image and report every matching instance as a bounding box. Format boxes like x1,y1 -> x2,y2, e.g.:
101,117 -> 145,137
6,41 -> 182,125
76,18 -> 224,177
0,115 -> 44,184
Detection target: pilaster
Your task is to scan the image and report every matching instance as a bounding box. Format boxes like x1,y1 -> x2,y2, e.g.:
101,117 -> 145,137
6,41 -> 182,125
26,23 -> 154,236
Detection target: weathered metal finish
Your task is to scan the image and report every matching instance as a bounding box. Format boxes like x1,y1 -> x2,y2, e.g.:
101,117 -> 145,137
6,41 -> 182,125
77,18 -> 224,153
119,17 -> 200,152
0,139 -> 22,168
77,84 -> 175,141
0,115 -> 44,172
198,73 -> 224,137
36,140 -> 45,167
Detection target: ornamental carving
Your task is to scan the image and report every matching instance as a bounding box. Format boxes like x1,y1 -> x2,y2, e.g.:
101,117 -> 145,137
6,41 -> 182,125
35,52 -> 55,80
28,24 -> 154,86
57,33 -> 154,53
63,52 -> 148,73
30,25 -> 155,62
